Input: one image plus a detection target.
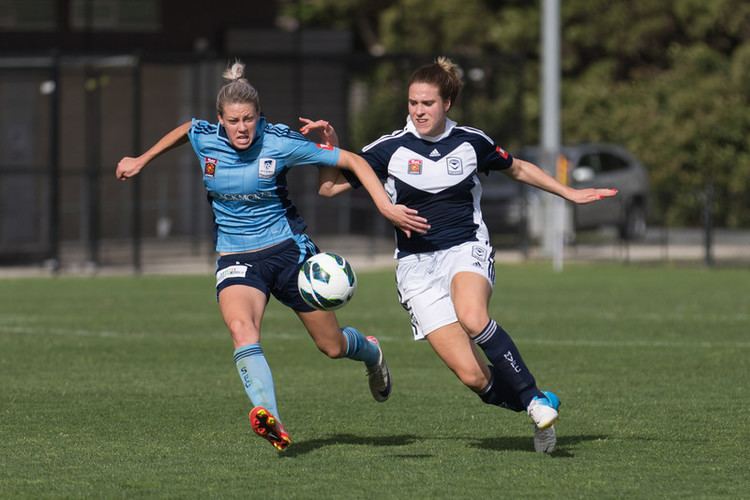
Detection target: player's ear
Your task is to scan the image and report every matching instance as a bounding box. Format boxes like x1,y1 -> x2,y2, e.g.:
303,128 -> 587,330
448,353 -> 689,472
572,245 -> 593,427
443,99 -> 452,112
217,113 -> 224,125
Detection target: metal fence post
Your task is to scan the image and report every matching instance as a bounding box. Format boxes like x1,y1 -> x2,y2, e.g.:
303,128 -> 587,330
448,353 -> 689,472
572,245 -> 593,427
703,183 -> 714,267
131,57 -> 143,274
48,52 -> 61,273
84,64 -> 101,269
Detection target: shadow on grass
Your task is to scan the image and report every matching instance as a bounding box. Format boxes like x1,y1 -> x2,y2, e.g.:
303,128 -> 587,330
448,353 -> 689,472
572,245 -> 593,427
281,433 -> 608,458
470,434 -> 608,457
281,433 -> 419,457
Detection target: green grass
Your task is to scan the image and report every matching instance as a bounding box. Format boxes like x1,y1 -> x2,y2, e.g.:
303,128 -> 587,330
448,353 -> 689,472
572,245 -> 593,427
1,264 -> 749,498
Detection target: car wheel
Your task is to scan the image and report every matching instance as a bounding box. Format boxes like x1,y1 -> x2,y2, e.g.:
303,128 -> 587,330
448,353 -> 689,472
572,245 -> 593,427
619,203 -> 647,240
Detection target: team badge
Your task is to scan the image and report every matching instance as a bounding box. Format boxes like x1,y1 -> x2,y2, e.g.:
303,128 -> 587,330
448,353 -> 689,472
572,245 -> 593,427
316,143 -> 334,151
446,157 -> 463,175
258,158 -> 276,179
204,157 -> 217,177
495,146 -> 509,159
408,159 -> 423,175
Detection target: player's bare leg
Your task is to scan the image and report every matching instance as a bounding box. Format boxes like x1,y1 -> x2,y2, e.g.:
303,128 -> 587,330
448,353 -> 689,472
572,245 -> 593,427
297,309 -> 391,401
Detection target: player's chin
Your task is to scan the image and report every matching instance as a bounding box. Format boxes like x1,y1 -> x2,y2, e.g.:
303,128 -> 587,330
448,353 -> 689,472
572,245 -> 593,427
232,137 -> 251,149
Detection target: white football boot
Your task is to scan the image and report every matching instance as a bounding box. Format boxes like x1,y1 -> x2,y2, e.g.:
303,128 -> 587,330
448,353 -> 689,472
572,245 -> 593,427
528,391 -> 560,453
365,336 -> 392,402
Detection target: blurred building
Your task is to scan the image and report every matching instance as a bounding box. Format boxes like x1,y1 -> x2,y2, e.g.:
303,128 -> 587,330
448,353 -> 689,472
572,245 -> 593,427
1,0 -> 276,53
0,0 -> 358,267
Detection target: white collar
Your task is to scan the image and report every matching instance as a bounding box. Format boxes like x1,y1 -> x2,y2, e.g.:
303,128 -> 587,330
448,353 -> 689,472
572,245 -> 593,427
404,115 -> 457,143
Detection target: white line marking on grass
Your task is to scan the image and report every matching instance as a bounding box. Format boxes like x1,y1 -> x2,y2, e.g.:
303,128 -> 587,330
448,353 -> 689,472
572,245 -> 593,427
267,332 -> 750,349
517,338 -> 750,349
506,311 -> 750,323
0,325 -> 128,338
2,323 -> 747,349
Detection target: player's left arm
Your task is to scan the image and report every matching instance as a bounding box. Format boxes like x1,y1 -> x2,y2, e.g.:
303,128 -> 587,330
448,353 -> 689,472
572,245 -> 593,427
299,117 -> 339,146
298,117 -> 352,197
505,157 -> 618,204
336,150 -> 429,237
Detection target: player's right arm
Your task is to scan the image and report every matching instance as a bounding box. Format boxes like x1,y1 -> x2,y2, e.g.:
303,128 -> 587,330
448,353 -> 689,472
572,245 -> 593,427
116,121 -> 192,180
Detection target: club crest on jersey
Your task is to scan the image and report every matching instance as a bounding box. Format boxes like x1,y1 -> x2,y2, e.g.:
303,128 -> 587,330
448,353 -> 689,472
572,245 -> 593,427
408,159 -> 423,175
316,143 -> 334,150
258,158 -> 276,179
495,146 -> 509,159
204,157 -> 217,177
446,157 -> 463,175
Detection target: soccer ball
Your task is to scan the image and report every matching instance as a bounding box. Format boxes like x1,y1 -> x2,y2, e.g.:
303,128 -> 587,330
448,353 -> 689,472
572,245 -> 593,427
297,252 -> 357,311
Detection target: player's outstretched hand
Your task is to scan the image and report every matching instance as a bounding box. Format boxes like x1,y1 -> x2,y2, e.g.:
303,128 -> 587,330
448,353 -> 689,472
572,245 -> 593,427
116,157 -> 145,180
381,204 -> 430,239
299,117 -> 339,147
567,188 -> 618,205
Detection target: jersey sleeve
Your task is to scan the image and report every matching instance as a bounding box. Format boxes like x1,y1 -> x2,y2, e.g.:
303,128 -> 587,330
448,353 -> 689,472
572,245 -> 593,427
286,139 -> 341,167
342,143 -> 391,189
275,124 -> 341,167
476,138 -> 514,174
187,118 -> 212,157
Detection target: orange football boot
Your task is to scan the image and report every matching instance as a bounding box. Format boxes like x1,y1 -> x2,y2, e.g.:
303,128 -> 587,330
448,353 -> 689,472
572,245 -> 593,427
249,406 -> 291,451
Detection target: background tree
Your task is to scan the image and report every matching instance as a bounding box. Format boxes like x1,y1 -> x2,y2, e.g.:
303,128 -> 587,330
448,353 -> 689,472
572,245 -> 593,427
281,0 -> 750,227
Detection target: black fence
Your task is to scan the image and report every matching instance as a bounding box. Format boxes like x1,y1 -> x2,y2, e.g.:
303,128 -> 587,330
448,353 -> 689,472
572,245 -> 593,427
0,51 -> 528,272
1,51 -> 744,273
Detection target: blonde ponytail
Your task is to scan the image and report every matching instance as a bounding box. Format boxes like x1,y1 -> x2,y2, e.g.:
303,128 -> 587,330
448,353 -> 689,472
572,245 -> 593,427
222,60 -> 246,82
216,59 -> 260,115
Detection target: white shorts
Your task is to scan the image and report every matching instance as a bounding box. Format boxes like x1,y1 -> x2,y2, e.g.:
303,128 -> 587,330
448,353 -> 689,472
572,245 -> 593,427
396,240 -> 496,341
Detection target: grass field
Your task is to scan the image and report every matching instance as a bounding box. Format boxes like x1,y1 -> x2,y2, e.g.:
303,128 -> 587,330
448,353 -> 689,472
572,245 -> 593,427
1,263 -> 748,498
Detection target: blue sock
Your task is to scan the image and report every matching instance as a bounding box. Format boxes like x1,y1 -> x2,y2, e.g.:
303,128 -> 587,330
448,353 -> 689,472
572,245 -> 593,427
233,343 -> 281,422
472,319 -> 543,408
342,326 -> 379,366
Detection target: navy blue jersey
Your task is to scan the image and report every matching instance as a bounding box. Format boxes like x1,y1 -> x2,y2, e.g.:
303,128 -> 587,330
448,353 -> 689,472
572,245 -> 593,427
188,116 -> 340,253
349,117 -> 513,257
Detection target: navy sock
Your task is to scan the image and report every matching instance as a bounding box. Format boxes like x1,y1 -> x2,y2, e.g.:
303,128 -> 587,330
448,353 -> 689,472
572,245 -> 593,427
473,319 -> 543,408
478,366 -> 525,412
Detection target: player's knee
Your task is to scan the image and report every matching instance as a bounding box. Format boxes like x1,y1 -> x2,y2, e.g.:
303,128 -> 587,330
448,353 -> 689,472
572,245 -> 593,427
314,338 -> 345,359
227,318 -> 259,345
456,313 -> 489,337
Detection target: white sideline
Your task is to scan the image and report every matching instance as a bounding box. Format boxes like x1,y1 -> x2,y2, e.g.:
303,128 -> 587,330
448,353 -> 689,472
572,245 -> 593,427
1,323 -> 748,349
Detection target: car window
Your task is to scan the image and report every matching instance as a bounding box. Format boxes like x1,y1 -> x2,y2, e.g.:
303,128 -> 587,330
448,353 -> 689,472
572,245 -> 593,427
599,152 -> 630,173
577,153 -> 601,173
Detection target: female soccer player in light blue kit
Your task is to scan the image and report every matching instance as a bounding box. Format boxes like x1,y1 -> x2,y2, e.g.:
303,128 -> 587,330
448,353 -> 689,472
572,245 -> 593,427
116,61 -> 429,451
307,57 -> 617,453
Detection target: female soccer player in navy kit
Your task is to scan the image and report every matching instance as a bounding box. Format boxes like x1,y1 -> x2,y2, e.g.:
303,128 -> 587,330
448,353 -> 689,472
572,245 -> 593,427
115,61 -> 429,452
307,57 -> 617,453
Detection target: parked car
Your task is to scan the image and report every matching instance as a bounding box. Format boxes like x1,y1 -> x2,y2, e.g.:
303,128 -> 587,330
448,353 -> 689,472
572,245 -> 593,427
481,143 -> 650,240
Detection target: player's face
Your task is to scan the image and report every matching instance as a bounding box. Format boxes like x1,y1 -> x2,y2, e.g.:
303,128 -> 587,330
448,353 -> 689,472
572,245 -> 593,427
408,82 -> 450,137
218,102 -> 258,150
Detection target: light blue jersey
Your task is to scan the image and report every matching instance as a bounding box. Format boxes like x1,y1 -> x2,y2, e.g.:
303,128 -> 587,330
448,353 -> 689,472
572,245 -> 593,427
188,116 -> 340,252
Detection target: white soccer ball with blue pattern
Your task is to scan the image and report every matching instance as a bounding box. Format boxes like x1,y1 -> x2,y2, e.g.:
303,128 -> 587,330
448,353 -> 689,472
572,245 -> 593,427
297,252 -> 357,311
